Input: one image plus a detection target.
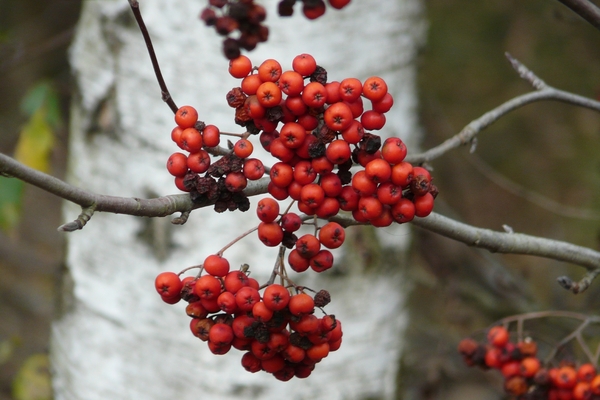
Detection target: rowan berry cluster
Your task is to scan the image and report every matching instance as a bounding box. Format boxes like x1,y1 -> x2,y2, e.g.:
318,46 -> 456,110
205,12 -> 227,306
162,52 -> 437,379
459,326 -> 600,399
224,53 -> 437,233
155,265 -> 342,380
200,0 -> 269,60
200,1 -> 352,59
278,0 -> 351,20
167,106 -> 252,213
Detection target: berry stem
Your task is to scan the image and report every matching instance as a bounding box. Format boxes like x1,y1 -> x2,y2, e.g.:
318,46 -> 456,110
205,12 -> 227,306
128,0 -> 178,113
264,246 -> 287,287
177,264 -> 203,276
217,225 -> 259,256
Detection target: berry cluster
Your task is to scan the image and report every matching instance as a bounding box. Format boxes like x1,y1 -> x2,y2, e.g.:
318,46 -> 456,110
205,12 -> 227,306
200,1 -> 352,59
459,326 -> 600,399
200,0 -> 269,60
167,106 -> 252,213
278,0 -> 351,20
162,52 -> 437,379
224,53 -> 437,233
155,265 -> 342,381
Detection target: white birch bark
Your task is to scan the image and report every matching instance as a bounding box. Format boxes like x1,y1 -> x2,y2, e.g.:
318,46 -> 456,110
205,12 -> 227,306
51,1 -> 425,399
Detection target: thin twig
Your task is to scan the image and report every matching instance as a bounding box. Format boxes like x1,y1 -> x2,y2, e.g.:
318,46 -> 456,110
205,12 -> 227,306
406,55 -> 600,164
217,225 -> 259,256
128,0 -> 178,113
465,152 -> 600,221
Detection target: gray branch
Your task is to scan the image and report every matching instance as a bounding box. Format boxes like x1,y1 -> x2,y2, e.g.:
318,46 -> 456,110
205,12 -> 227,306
406,54 -> 600,164
0,152 -> 267,229
2,151 -> 599,292
411,212 -> 600,294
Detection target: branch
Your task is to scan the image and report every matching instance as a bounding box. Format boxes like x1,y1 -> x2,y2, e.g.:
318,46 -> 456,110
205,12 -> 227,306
406,53 -> 600,164
411,212 -> 600,294
128,0 -> 178,113
556,0 -> 600,31
3,152 -> 600,292
0,152 -> 268,230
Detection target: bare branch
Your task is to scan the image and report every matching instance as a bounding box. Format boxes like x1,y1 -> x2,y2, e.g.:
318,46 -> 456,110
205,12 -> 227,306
556,0 -> 600,31
3,150 -> 600,291
406,55 -> 600,164
0,152 -> 268,228
411,212 -> 600,293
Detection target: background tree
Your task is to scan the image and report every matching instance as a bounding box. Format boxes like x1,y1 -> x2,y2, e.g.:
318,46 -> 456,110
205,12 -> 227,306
48,0 -> 423,399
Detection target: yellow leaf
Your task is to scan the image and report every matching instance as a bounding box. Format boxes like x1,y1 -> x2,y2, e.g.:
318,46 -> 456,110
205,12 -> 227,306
14,107 -> 55,173
12,353 -> 52,400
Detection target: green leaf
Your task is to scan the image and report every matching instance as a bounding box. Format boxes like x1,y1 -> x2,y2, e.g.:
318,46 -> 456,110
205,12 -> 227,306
0,177 -> 24,232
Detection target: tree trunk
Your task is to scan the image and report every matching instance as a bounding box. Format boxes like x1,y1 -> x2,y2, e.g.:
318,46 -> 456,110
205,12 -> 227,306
51,0 -> 425,398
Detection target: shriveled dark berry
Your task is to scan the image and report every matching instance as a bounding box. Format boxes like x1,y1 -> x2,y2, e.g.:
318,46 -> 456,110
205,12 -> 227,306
226,87 -> 247,108
309,65 -> 327,85
308,140 -> 326,158
278,0 -> 295,16
200,7 -> 218,26
314,289 -> 331,308
428,184 -> 439,199
228,2 -> 250,20
235,105 -> 252,125
360,132 -> 381,154
282,231 -> 298,249
247,4 -> 267,24
238,32 -> 259,51
246,121 -> 261,135
265,105 -> 284,122
195,176 -> 217,195
216,17 -> 239,36
409,174 -> 430,197
194,120 -> 206,132
223,38 -> 241,60
252,322 -> 270,343
337,169 -> 352,185
183,172 -> 199,191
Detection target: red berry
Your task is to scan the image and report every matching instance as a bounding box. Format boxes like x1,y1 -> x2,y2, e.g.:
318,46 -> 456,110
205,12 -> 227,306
203,254 -> 230,277
288,293 -> 315,316
257,221 -> 284,247
256,197 -> 280,223
318,222 -> 345,249
381,137 -> 407,165
175,105 -> 198,129
292,53 -> 317,76
155,272 -> 183,298
487,325 -> 510,348
233,138 -> 254,158
235,286 -> 261,312
166,152 -> 188,177
263,284 -> 291,311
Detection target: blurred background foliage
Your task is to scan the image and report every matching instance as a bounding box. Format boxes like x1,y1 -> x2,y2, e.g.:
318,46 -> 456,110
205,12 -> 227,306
1,0 -> 600,399
402,0 -> 600,398
0,0 -> 80,398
